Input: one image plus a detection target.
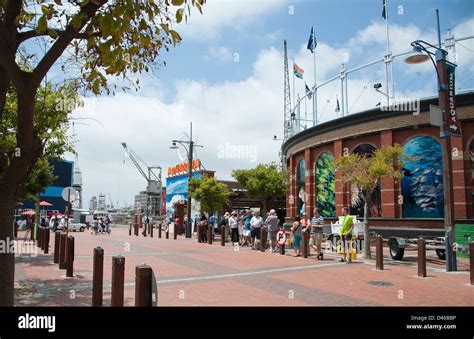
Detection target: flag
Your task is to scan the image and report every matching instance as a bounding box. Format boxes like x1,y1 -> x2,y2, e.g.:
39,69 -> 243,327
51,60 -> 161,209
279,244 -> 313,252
305,83 -> 311,99
335,96 -> 340,113
382,0 -> 387,20
307,26 -> 317,53
293,63 -> 304,79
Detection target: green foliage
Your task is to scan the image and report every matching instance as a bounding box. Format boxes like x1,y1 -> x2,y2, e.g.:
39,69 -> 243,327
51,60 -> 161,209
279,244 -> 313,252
2,0 -> 206,95
232,163 -> 287,202
335,144 -> 404,200
188,175 -> 230,214
1,83 -> 77,197
315,152 -> 336,217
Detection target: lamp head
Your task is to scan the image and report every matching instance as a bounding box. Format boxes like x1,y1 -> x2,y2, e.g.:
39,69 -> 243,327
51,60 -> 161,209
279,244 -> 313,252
405,44 -> 430,64
169,142 -> 178,150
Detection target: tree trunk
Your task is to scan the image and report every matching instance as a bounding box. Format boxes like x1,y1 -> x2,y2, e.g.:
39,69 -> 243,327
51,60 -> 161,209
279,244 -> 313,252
362,198 -> 372,259
0,193 -> 16,306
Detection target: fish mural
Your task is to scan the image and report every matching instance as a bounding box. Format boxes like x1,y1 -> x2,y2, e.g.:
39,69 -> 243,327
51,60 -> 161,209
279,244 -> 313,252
315,152 -> 336,217
401,136 -> 444,218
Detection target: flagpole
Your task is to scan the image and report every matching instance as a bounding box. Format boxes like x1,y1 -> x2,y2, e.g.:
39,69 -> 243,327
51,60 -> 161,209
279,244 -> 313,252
312,26 -> 318,126
385,0 -> 391,105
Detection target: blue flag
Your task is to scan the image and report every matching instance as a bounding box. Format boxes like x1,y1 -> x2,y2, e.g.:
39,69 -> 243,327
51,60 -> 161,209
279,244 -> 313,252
335,96 -> 340,113
307,27 -> 317,53
382,0 -> 387,20
305,83 -> 311,99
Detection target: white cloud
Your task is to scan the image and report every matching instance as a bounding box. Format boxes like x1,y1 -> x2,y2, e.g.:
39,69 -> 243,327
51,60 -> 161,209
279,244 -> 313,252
177,0 -> 287,41
206,46 -> 233,62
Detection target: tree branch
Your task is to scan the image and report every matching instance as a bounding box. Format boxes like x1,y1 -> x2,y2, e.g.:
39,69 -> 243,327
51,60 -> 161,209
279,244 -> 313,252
32,0 -> 107,89
0,65 -> 9,122
18,29 -> 92,43
4,0 -> 22,29
0,25 -> 23,87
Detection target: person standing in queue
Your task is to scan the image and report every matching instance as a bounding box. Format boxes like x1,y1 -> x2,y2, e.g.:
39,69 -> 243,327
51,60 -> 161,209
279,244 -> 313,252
340,206 -> 354,263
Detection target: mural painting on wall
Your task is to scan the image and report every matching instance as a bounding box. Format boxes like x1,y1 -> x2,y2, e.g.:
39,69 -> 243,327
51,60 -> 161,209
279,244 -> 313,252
351,144 -> 381,218
297,160 -> 306,216
401,136 -> 444,218
315,152 -> 336,217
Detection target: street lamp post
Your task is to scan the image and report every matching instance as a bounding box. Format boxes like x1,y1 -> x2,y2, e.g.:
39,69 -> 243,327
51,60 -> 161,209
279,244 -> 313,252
170,123 -> 203,239
405,39 -> 461,272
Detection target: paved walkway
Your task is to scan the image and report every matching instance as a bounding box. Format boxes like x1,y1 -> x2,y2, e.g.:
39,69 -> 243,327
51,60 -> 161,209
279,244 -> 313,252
13,228 -> 473,306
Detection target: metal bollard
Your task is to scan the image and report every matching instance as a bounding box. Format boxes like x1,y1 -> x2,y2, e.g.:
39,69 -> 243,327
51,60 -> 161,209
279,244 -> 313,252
470,243 -> 474,286
134,223 -> 138,236
129,223 -> 132,236
14,222 -> 18,239
54,231 -> 60,263
375,235 -> 383,270
135,264 -> 152,307
165,226 -> 169,239
66,236 -> 75,278
92,247 -> 104,306
111,255 -> 125,307
38,226 -> 43,249
221,226 -> 225,247
302,235 -> 308,259
44,228 -> 50,254
259,228 -> 267,252
59,233 -> 67,269
280,242 -> 285,255
208,226 -> 212,245
158,224 -> 162,238
174,224 -> 177,240
197,224 -> 202,243
418,238 -> 427,278
150,223 -> 154,238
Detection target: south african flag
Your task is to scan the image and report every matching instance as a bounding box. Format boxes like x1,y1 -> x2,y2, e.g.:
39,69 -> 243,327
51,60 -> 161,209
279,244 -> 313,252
293,63 -> 304,79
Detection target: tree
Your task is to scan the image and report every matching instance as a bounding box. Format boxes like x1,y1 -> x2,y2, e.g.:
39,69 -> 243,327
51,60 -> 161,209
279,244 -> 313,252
232,163 -> 287,214
335,145 -> 403,259
0,0 -> 205,305
188,175 -> 230,215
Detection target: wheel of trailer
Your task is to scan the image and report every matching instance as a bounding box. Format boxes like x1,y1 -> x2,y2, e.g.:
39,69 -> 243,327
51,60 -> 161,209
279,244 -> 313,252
389,239 -> 404,260
80,226 -> 85,232
435,249 -> 446,260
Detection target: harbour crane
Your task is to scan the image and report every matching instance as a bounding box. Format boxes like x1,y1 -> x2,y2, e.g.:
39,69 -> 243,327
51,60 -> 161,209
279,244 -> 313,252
121,142 -> 162,216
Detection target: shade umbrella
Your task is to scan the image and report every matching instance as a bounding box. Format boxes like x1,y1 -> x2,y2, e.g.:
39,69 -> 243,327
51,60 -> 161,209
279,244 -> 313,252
21,210 -> 36,215
39,201 -> 52,207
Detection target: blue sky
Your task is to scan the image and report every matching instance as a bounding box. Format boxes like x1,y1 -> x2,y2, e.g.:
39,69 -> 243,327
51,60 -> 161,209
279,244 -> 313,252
57,0 -> 474,207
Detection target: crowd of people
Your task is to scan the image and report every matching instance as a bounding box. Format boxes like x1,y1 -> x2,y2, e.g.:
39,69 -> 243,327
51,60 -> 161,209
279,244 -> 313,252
192,206 -> 355,261
91,215 -> 112,235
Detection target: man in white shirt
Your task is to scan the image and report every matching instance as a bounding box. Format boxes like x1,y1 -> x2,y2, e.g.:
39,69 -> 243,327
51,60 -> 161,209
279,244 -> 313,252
250,211 -> 264,250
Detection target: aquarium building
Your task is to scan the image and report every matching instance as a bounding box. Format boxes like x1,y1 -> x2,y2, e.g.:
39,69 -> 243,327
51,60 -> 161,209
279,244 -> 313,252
282,91 -> 474,236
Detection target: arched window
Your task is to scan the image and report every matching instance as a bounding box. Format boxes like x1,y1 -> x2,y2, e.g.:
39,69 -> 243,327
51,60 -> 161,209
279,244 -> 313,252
296,160 -> 306,216
315,152 -> 335,217
401,136 -> 444,218
351,144 -> 381,217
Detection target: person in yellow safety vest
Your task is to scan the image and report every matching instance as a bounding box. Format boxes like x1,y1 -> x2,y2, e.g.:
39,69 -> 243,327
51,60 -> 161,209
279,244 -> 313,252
340,206 -> 354,263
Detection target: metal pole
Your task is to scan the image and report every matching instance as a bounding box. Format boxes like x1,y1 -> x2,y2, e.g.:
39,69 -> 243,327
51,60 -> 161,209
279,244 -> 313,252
53,231 -> 60,263
344,72 -> 349,115
186,123 -> 193,239
111,255 -> 125,307
135,264 -> 152,307
340,65 -> 345,117
59,233 -> 67,269
92,247 -> 104,306
436,51 -> 457,272
418,238 -> 427,278
436,9 -> 442,49
313,29 -> 318,126
44,227 -> 49,254
66,236 -> 74,278
376,235 -> 384,270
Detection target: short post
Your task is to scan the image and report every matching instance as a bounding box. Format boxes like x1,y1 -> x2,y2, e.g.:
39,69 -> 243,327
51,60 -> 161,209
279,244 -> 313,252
135,264 -> 152,307
418,238 -> 427,278
53,231 -> 60,263
280,242 -> 285,255
375,235 -> 383,271
59,233 -> 67,269
260,228 -> 267,252
13,222 -> 18,238
197,223 -> 202,243
44,228 -> 50,254
92,247 -> 104,306
158,224 -> 162,238
134,223 -> 138,236
38,227 -> 43,250
221,226 -> 225,247
302,235 -> 308,259
165,226 -> 169,239
150,223 -> 154,238
470,242 -> 474,286
208,226 -> 212,245
66,236 -> 74,278
111,255 -> 125,307
173,224 -> 177,240
129,223 -> 132,236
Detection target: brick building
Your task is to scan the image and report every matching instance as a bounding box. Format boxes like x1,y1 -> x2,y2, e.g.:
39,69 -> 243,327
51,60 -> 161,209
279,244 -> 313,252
282,91 -> 474,237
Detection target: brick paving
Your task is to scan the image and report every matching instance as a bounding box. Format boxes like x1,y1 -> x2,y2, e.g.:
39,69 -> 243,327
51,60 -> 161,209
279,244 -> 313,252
13,227 -> 473,306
